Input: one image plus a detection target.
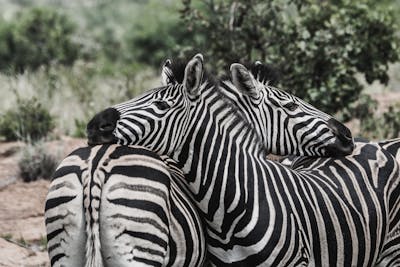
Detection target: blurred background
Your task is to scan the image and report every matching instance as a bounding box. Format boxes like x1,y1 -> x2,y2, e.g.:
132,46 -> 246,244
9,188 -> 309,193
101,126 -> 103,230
0,0 -> 399,265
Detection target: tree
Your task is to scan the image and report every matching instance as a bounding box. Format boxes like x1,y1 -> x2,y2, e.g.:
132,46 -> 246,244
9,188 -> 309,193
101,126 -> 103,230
0,8 -> 80,73
125,0 -> 196,68
181,0 -> 399,114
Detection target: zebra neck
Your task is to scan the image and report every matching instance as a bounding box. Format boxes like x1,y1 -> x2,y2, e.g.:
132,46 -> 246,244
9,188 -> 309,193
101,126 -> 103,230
173,91 -> 266,209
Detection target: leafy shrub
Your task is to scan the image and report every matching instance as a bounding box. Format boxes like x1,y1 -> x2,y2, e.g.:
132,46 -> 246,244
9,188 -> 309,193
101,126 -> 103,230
340,94 -> 378,122
72,118 -> 87,138
124,0 -> 195,68
0,8 -> 80,73
181,0 -> 399,114
18,144 -> 59,182
0,97 -> 54,142
380,105 -> 400,138
344,96 -> 400,139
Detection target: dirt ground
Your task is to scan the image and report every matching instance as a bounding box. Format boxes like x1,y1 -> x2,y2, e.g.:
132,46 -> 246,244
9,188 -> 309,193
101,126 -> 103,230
0,137 -> 86,267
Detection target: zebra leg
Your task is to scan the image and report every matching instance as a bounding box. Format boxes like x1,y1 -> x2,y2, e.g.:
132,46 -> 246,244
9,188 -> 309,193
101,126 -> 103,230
45,155 -> 87,266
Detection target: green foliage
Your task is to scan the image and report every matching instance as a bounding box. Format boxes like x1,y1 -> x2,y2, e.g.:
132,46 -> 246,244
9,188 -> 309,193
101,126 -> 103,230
181,0 -> 399,114
380,105 -> 400,138
340,94 -> 378,122
18,143 -> 59,182
366,104 -> 400,139
0,97 -> 55,142
73,118 -> 87,138
0,8 -> 80,73
343,95 -> 400,139
125,0 -> 195,67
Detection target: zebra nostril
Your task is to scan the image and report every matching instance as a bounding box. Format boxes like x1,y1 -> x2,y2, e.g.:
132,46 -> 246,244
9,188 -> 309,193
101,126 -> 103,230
328,118 -> 352,141
342,129 -> 352,141
99,123 -> 115,132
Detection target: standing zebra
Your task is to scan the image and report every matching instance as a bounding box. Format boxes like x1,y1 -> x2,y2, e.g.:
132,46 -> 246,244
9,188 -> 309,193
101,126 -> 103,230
224,62 -> 400,266
87,54 -> 400,266
164,58 -> 400,265
45,144 -> 206,267
161,58 -> 354,157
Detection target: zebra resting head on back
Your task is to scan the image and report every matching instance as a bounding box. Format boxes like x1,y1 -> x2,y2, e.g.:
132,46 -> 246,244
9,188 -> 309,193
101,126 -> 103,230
227,63 -> 400,266
86,54 -> 400,266
160,58 -> 354,157
45,144 -> 206,267
220,62 -> 354,156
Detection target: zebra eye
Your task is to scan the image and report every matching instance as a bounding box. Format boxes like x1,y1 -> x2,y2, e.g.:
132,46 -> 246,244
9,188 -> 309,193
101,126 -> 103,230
283,102 -> 298,111
153,100 -> 171,110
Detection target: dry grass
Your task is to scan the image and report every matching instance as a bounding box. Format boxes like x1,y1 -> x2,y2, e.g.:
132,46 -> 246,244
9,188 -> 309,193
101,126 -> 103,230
0,61 -> 160,136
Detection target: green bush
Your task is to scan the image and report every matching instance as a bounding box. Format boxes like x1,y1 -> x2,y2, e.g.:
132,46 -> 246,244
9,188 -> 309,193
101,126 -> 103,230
181,0 -> 399,115
344,97 -> 400,139
380,105 -> 400,139
0,8 -> 80,73
123,0 -> 196,68
364,104 -> 400,139
72,118 -> 87,138
0,97 -> 55,142
340,94 -> 378,122
18,144 -> 58,182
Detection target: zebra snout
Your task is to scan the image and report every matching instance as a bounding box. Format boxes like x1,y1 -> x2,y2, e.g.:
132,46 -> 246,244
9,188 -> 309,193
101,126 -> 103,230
328,118 -> 352,141
326,118 -> 354,156
87,108 -> 120,146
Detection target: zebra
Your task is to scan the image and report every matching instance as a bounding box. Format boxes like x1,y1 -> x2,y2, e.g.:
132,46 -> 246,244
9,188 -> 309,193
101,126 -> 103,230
86,54 -> 400,266
164,59 -> 400,265
45,144 -> 206,267
161,59 -> 354,157
224,62 -> 400,266
161,59 -> 356,164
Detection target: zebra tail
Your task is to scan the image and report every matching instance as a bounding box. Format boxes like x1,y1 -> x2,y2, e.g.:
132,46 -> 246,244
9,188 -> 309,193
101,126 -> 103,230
83,157 -> 105,267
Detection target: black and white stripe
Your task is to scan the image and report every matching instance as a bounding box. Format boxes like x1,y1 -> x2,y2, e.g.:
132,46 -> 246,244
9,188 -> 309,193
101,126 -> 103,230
377,137 -> 400,163
221,62 -> 354,157
45,144 -> 206,267
87,54 -> 400,266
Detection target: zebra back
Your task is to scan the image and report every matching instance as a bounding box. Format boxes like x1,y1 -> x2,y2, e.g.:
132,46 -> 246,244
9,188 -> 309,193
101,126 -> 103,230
85,54 -> 400,265
377,137 -> 400,163
45,144 -> 206,267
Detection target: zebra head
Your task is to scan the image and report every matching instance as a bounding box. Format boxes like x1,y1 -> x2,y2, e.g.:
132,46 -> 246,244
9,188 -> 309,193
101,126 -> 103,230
87,54 -> 209,155
224,63 -> 354,157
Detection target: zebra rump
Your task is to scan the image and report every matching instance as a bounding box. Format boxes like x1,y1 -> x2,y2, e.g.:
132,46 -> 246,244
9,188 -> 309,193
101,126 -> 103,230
45,144 -> 206,267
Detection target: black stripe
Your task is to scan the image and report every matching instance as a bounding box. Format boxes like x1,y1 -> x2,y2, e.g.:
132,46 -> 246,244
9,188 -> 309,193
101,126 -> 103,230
45,196 -> 76,211
118,230 -> 167,249
133,256 -> 162,267
108,198 -> 169,226
109,213 -> 168,235
135,246 -> 165,257
50,253 -> 66,266
45,214 -> 68,225
47,228 -> 64,242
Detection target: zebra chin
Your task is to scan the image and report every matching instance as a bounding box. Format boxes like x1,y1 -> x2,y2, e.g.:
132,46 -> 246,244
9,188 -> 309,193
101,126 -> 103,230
324,138 -> 355,157
87,135 -> 118,146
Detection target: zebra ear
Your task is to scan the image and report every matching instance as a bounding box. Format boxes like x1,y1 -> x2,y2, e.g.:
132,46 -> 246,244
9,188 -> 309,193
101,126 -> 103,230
161,59 -> 176,86
183,54 -> 204,96
230,63 -> 259,99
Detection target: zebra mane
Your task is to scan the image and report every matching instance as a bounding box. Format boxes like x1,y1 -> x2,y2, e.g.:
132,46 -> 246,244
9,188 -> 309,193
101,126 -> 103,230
166,58 -> 264,151
248,62 -> 280,86
220,61 -> 280,87
164,58 -> 218,87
